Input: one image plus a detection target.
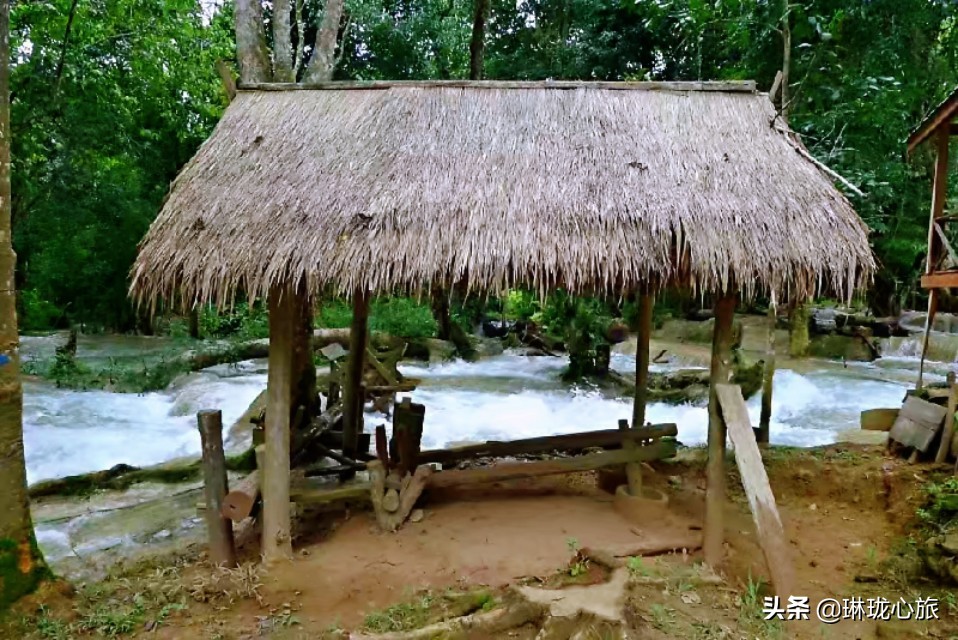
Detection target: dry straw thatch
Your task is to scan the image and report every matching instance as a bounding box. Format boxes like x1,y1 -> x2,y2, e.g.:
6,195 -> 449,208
130,80 -> 874,308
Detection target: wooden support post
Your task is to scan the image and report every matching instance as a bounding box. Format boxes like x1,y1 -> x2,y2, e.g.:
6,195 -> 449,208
632,293 -> 653,429
917,289 -> 939,390
263,286 -> 296,562
758,297 -> 776,444
920,127 -> 950,389
198,410 -> 237,567
715,384 -> 795,597
393,398 -> 425,475
936,372 -> 958,464
342,289 -> 370,463
618,419 -> 643,496
705,293 -> 736,568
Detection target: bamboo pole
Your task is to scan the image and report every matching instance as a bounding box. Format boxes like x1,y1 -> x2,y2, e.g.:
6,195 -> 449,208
197,410 -> 237,567
631,293 -> 654,429
262,286 -> 296,562
342,289 -> 370,462
705,294 -> 737,568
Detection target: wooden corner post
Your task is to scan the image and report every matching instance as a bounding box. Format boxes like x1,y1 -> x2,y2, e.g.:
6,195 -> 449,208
631,293 -> 654,429
705,293 -> 737,567
342,288 -> 370,462
263,285 -> 297,562
198,409 -> 237,567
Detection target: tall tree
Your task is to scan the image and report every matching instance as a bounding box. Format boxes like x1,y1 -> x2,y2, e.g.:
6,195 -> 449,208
469,0 -> 490,79
0,0 -> 47,609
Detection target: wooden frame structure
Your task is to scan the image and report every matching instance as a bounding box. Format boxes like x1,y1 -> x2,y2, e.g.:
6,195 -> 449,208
131,80 -> 875,571
909,87 -> 957,388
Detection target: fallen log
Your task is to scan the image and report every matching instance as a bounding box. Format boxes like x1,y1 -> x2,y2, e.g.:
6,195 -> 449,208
425,440 -> 676,489
417,424 -> 677,466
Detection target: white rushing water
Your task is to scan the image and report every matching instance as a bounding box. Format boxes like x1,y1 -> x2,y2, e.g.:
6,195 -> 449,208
23,360 -> 267,483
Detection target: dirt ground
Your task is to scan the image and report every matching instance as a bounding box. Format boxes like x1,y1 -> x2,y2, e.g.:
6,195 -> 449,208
6,444 -> 958,640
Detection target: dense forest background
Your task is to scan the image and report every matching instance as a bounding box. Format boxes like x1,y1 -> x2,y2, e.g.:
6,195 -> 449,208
8,0 -> 958,332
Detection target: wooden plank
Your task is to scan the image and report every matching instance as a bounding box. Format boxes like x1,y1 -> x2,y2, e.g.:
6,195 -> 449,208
715,384 -> 795,598
936,379 -> 958,463
426,440 -> 676,489
921,271 -> 958,289
632,293 -> 654,428
238,80 -> 757,93
366,346 -> 399,386
417,423 -> 678,465
198,410 -> 237,567
933,222 -> 958,268
860,408 -> 899,432
889,396 -> 946,452
705,294 -> 736,567
263,285 -> 296,562
907,92 -> 958,154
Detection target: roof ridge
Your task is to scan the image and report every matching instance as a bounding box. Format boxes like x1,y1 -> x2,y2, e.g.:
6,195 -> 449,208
236,79 -> 757,93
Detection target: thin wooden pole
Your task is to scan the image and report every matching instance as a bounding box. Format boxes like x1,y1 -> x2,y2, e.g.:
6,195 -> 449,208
936,372 -> 958,464
917,289 -> 939,390
757,297 -> 776,444
263,285 -> 296,562
342,289 -> 370,461
198,410 -> 237,567
705,293 -> 736,568
632,293 -> 654,429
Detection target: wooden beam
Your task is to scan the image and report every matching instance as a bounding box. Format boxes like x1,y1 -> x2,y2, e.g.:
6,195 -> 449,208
221,470 -> 259,522
215,59 -> 237,102
907,91 -> 958,155
933,222 -> 958,269
237,79 -> 757,93
921,271 -> 958,289
417,423 -> 678,466
342,289 -> 370,463
632,293 -> 654,429
426,440 -> 676,489
705,294 -> 737,568
715,384 -> 795,598
197,410 -> 237,567
263,285 -> 296,562
768,71 -> 783,104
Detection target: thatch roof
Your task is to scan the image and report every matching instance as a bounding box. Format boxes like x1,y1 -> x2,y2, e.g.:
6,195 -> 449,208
131,80 -> 874,308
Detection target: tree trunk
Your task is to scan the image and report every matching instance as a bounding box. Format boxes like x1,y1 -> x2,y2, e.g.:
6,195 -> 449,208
303,0 -> 345,83
234,0 -> 272,83
788,302 -> 810,358
469,0 -> 491,80
271,0 -> 295,82
0,0 -> 48,607
631,294 -> 653,429
758,300 -> 776,443
290,281 -> 316,434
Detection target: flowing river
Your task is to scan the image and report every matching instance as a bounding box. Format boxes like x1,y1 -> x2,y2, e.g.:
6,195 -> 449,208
18,330 -> 946,577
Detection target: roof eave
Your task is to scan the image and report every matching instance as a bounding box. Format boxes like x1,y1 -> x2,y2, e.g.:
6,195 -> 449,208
907,86 -> 958,156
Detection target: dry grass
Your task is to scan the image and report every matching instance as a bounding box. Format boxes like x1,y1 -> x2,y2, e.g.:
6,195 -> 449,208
130,80 -> 874,309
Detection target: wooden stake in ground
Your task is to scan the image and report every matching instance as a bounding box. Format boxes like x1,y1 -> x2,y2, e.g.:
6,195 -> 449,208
705,294 -> 736,568
617,419 -> 642,496
936,373 -> 958,464
262,285 -> 297,562
715,384 -> 795,598
198,410 -> 237,567
758,297 -> 776,444
632,293 -> 654,429
342,289 -> 370,463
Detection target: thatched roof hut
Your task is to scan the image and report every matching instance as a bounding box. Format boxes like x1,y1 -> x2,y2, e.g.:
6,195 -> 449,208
130,80 -> 873,307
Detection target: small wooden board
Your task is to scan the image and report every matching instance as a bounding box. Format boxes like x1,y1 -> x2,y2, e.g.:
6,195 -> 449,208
860,408 -> 899,432
889,396 -> 946,452
716,384 -> 795,598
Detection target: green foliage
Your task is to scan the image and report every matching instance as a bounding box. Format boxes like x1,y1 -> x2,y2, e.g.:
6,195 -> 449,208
11,0 -> 233,330
199,303 -> 269,341
318,296 -> 437,338
917,476 -> 958,531
504,290 -> 539,321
